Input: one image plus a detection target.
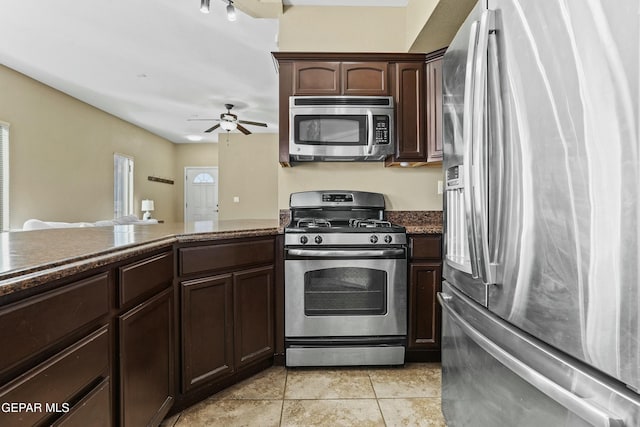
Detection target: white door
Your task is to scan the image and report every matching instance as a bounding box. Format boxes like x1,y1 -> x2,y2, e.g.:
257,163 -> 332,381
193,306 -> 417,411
184,167 -> 218,223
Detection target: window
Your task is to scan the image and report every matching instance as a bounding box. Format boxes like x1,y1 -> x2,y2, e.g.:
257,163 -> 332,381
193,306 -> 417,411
193,173 -> 214,183
0,122 -> 8,231
114,154 -> 134,218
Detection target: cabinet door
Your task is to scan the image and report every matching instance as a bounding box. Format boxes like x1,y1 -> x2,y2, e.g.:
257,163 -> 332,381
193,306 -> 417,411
181,275 -> 234,392
341,62 -> 388,95
408,263 -> 442,349
293,62 -> 340,95
426,58 -> 443,162
393,62 -> 427,161
119,287 -> 174,427
233,266 -> 274,369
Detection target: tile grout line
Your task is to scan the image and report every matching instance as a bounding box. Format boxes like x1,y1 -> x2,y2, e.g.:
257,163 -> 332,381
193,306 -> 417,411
368,369 -> 388,427
279,366 -> 288,426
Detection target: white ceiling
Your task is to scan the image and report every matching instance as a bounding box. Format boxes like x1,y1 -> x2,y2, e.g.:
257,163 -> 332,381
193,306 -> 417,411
0,0 -> 408,144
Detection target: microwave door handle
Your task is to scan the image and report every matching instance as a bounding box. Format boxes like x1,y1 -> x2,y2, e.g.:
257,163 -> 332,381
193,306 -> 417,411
463,19 -> 480,280
471,10 -> 496,285
366,109 -> 374,155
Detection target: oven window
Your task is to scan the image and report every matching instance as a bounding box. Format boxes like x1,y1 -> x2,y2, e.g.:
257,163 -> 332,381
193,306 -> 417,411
303,267 -> 387,316
295,115 -> 366,145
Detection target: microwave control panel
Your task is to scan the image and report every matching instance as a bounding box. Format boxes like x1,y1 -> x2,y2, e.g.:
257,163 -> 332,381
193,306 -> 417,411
374,116 -> 390,144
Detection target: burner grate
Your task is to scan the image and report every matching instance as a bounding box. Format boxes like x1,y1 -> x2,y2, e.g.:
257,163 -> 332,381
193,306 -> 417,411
296,218 -> 332,228
349,219 -> 392,228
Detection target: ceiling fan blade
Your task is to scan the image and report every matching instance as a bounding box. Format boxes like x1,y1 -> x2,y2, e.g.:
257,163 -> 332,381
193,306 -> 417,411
238,120 -> 268,127
187,118 -> 220,122
236,124 -> 252,135
204,124 -> 221,133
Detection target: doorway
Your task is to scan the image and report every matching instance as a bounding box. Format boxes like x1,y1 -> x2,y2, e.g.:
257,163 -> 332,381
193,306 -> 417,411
184,167 -> 218,223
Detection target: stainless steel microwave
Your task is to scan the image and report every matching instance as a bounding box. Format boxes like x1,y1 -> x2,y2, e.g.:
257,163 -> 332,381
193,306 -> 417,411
289,96 -> 395,161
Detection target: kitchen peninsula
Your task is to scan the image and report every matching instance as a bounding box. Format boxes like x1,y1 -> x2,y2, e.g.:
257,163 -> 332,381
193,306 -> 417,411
0,214 -> 441,426
0,220 -> 280,427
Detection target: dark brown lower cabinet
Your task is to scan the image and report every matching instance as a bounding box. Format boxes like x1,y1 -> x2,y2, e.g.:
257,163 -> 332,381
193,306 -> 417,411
52,378 -> 111,427
406,234 -> 443,362
0,326 -> 110,427
408,263 -> 442,350
181,275 -> 234,392
119,286 -> 174,427
233,266 -> 274,369
180,266 -> 274,393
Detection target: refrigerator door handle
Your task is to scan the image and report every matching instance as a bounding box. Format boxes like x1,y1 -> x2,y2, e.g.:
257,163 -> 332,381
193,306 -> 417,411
471,10 -> 496,285
463,19 -> 481,280
487,25 -> 504,280
438,292 -> 626,427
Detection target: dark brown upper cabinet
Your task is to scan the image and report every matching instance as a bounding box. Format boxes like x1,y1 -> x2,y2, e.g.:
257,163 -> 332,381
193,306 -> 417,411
425,57 -> 443,163
293,62 -> 341,95
341,62 -> 388,95
389,62 -> 427,163
385,49 -> 445,167
292,61 -> 388,96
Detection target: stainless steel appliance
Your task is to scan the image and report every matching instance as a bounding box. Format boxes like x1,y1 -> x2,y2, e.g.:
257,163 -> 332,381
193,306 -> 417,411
289,96 -> 394,161
284,190 -> 407,366
440,0 -> 640,425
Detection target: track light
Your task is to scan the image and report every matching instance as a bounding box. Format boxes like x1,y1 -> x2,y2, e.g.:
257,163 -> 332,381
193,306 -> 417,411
200,0 -> 210,13
226,0 -> 237,21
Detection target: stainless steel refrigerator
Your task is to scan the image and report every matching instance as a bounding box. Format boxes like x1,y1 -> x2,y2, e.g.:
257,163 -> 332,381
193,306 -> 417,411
440,0 -> 640,425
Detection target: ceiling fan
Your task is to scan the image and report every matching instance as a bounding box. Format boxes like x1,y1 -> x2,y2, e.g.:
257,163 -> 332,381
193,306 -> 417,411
189,104 -> 268,135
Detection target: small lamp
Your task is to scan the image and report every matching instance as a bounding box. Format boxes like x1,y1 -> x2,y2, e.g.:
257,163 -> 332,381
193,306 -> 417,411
141,199 -> 155,220
226,0 -> 237,21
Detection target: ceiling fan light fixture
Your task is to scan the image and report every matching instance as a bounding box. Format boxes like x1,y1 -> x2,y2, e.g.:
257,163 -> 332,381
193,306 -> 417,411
226,1 -> 237,21
200,0 -> 210,13
220,120 -> 237,131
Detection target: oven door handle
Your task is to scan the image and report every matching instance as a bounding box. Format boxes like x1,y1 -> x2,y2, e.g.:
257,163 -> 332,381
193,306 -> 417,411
286,248 -> 405,258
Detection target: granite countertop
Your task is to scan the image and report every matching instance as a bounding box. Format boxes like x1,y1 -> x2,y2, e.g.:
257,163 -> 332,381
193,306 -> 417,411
0,219 -> 279,298
384,211 -> 443,234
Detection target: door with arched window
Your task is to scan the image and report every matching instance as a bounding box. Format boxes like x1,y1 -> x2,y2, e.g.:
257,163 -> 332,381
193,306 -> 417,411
184,167 -> 218,223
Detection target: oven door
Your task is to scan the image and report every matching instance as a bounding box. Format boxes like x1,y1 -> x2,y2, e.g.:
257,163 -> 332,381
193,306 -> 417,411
284,247 -> 407,337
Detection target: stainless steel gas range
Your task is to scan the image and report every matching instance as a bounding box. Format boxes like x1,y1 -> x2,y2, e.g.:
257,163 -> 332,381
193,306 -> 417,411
284,190 -> 407,367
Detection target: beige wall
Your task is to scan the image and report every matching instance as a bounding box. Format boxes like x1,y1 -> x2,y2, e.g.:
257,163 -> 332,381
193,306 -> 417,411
173,143 -> 219,221
278,163 -> 443,210
405,0 -> 439,51
275,6 -> 444,211
0,64 -> 178,229
278,7 -> 406,52
218,133 -> 279,220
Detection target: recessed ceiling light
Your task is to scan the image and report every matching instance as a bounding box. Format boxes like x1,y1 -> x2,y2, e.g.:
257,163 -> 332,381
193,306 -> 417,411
186,135 -> 203,142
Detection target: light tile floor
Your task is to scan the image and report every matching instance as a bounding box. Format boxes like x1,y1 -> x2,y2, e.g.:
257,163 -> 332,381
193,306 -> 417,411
161,363 -> 446,427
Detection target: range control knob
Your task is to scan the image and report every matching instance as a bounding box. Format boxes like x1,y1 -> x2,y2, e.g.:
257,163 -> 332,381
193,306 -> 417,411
384,235 -> 393,244
300,235 -> 308,245
370,235 -> 379,244
314,235 -> 323,244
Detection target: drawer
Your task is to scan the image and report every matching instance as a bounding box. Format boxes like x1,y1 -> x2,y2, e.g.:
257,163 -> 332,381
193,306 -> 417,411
118,251 -> 174,307
409,235 -> 442,260
0,272 -> 110,376
0,326 -> 110,427
52,377 -> 111,427
179,238 -> 274,276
